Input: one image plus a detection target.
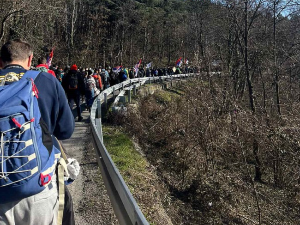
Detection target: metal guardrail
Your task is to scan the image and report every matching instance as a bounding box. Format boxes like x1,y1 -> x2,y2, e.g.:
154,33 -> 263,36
90,73 -> 196,225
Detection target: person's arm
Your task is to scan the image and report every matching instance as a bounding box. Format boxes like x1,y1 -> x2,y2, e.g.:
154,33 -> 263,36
54,79 -> 75,139
48,69 -> 56,78
78,73 -> 85,95
61,73 -> 68,91
99,76 -> 103,89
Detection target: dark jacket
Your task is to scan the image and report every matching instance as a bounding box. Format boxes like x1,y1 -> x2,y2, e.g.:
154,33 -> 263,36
62,70 -> 85,95
0,65 -> 74,140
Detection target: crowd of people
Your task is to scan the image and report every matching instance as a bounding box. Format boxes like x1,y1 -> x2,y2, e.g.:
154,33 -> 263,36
30,62 -> 197,122
1,52 -> 198,124
0,39 -> 199,225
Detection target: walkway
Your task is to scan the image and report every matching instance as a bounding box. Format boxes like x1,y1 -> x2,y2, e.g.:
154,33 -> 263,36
61,107 -> 119,225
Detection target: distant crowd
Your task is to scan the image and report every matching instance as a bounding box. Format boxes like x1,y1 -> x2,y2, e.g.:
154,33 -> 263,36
39,64 -> 198,87
0,53 -> 198,122
29,60 -> 198,121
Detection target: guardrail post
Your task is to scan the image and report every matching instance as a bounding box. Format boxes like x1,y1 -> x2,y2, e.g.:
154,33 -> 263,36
95,118 -> 103,143
160,77 -> 164,89
120,96 -> 126,104
133,85 -> 137,96
128,89 -> 131,103
96,99 -> 103,142
113,87 -> 115,98
104,93 -> 108,111
97,98 -> 101,119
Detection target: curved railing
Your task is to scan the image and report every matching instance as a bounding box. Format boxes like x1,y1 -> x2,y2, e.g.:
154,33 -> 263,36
90,74 -> 196,225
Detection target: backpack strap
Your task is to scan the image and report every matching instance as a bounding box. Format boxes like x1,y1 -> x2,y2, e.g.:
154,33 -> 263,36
54,137 -> 68,225
57,157 -> 67,225
22,70 -> 42,81
54,137 -> 68,162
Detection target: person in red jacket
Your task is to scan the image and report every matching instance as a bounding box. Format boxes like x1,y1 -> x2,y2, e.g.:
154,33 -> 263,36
35,56 -> 56,77
92,69 -> 103,90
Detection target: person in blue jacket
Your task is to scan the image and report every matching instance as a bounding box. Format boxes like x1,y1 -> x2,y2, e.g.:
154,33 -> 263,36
0,39 -> 75,225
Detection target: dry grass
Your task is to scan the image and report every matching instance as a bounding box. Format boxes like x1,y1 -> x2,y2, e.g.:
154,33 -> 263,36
102,125 -> 173,225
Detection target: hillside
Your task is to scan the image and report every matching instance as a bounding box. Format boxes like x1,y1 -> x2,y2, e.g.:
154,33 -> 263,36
106,77 -> 300,224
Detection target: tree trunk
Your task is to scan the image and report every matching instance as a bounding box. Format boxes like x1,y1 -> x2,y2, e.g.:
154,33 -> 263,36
244,0 -> 262,183
70,0 -> 77,48
273,1 -> 281,115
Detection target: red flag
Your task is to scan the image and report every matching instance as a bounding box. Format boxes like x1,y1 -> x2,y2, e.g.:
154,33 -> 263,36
46,48 -> 54,67
175,57 -> 182,66
112,66 -> 122,73
134,59 -> 142,77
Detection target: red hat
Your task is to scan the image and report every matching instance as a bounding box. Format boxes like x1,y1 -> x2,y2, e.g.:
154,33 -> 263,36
71,64 -> 78,71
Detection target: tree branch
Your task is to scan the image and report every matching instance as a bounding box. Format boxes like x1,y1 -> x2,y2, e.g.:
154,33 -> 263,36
0,10 -> 23,43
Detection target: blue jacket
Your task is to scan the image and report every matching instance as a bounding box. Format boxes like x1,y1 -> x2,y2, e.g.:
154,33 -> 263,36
0,65 -> 74,140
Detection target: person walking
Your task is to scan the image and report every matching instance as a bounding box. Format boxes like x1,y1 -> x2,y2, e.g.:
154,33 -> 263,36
84,72 -> 97,112
62,64 -> 85,122
0,39 -> 75,225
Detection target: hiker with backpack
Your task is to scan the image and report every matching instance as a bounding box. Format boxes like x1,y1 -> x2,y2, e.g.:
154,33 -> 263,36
0,39 -> 75,225
109,70 -> 119,86
84,70 -> 99,112
129,68 -> 134,79
100,68 -> 110,90
55,67 -> 64,83
62,64 -> 85,122
118,68 -> 127,82
92,70 -> 103,91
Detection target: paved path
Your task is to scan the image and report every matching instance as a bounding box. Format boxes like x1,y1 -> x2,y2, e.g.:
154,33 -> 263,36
61,107 -> 119,225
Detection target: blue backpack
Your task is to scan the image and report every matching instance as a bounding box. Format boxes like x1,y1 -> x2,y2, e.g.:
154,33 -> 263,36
122,73 -> 127,81
0,70 -> 61,203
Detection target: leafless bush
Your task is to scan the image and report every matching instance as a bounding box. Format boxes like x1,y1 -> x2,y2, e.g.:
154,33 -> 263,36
123,78 -> 300,224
